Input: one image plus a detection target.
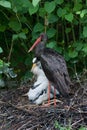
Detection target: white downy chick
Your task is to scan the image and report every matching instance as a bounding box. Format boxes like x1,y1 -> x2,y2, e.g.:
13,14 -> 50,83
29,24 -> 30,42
28,62 -> 49,101
28,57 -> 59,105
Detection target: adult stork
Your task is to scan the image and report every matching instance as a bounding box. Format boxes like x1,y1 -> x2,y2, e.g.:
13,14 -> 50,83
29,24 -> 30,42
28,33 -> 72,99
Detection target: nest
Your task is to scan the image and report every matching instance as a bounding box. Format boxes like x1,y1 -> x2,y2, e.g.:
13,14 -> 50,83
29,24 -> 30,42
0,80 -> 87,130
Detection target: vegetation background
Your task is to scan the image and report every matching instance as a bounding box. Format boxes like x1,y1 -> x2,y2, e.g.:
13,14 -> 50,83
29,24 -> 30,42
0,0 -> 87,86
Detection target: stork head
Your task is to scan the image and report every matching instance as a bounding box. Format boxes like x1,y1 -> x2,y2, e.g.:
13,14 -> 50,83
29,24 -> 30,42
28,33 -> 48,53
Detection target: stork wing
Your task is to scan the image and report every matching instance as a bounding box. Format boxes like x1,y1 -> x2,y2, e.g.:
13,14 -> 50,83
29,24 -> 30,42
40,48 -> 71,97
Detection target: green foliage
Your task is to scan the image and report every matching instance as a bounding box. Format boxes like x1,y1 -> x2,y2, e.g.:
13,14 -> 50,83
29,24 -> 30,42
32,0 -> 41,7
55,0 -> 64,5
65,13 -> 74,22
29,4 -> 39,15
0,47 -> 17,87
57,8 -> 67,18
0,0 -> 87,81
9,20 -> 22,32
0,0 -> 11,8
44,1 -> 56,13
54,120 -> 71,130
83,26 -> 87,38
12,32 -> 27,41
33,23 -> 44,33
79,127 -> 87,130
54,120 -> 87,130
0,47 -> 3,53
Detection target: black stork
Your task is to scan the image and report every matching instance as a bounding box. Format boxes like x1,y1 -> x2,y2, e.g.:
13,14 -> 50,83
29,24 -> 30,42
28,33 -> 72,99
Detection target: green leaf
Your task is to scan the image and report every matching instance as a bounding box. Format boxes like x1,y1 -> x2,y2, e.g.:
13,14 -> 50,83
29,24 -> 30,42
64,51 -> 70,61
20,16 -> 27,23
76,11 -> 81,15
32,0 -> 41,7
46,41 -> 56,48
9,20 -> 21,32
80,9 -> 87,18
31,32 -> 38,41
18,32 -> 26,39
44,1 -> 56,13
22,28 -> 28,34
55,0 -> 64,5
47,28 -> 56,38
11,0 -> 31,13
48,14 -> 58,23
33,23 -> 44,32
65,13 -> 73,22
0,0 -> 11,8
0,47 -> 3,53
39,8 -> 46,18
73,3 -> 82,12
29,4 -> 39,15
54,120 -> 60,129
82,44 -> 87,54
57,8 -> 67,17
73,42 -> 83,51
83,26 -> 87,38
69,50 -> 78,58
12,34 -> 18,41
12,32 -> 26,41
47,41 -> 62,53
0,59 -> 4,67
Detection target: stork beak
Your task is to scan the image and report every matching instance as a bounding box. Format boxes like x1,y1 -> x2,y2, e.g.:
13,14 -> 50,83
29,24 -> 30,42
31,63 -> 36,72
28,36 -> 41,53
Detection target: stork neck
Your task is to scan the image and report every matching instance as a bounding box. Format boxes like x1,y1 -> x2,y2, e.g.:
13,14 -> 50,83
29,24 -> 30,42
36,69 -> 45,77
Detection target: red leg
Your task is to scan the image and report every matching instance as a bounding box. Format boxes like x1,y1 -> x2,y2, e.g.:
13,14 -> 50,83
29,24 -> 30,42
48,82 -> 51,106
54,87 -> 56,107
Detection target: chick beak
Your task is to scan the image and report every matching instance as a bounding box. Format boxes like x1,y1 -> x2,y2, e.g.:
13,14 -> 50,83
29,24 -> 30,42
31,63 -> 36,72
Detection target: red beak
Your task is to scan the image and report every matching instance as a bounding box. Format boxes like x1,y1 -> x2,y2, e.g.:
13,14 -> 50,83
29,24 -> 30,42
28,36 -> 41,52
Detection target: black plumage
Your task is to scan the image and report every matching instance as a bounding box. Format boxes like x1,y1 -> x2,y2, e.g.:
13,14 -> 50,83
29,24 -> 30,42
29,33 -> 72,97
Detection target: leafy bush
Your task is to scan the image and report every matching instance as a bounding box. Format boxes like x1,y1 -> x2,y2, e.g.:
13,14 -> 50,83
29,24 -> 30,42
0,0 -> 87,80
0,47 -> 17,87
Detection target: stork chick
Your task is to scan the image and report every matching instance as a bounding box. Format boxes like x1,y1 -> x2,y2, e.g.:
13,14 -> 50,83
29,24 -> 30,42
28,58 -> 59,105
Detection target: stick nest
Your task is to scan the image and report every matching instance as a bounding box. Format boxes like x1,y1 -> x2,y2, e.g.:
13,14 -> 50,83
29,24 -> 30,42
0,80 -> 87,130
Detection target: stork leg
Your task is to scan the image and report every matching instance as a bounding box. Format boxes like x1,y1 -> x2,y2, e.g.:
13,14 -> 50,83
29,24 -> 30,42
42,83 -> 57,107
48,82 -> 51,106
54,87 -> 56,107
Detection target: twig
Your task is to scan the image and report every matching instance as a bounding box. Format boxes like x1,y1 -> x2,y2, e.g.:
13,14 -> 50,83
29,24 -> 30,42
18,122 -> 39,130
71,118 -> 83,127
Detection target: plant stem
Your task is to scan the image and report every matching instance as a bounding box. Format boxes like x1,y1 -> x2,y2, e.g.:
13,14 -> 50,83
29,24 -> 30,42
4,32 -> 9,51
44,15 -> 48,33
62,21 -> 65,43
79,20 -> 81,41
8,40 -> 14,62
56,23 -> 58,42
71,23 -> 76,42
65,21 -> 69,44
